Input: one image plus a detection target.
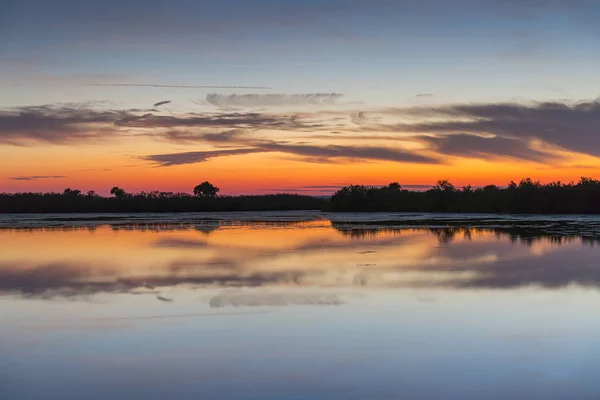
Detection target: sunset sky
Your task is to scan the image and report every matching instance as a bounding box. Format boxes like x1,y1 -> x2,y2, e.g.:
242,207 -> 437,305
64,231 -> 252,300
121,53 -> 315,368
2,0 -> 600,195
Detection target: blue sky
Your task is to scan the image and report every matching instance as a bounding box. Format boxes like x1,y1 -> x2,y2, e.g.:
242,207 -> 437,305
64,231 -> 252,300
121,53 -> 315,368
1,0 -> 599,194
2,0 -> 599,107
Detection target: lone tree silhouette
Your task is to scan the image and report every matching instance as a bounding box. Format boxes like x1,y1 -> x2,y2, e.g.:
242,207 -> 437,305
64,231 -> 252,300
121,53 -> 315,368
110,186 -> 128,199
194,181 -> 219,198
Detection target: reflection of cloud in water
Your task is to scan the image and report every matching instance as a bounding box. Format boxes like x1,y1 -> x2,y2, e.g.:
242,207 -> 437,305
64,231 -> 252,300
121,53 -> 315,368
209,290 -> 344,308
2,220 -> 600,299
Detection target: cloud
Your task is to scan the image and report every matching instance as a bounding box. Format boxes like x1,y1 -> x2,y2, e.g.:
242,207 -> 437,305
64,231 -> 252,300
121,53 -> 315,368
0,104 -> 286,145
415,93 -> 434,98
142,142 -> 439,166
8,175 -> 66,181
88,83 -> 272,89
421,133 -> 554,162
0,103 -> 131,145
206,93 -> 344,108
114,112 -> 284,129
141,148 -> 262,166
5,98 -> 600,165
256,142 -> 440,164
162,129 -> 245,144
153,100 -> 171,107
399,99 -> 600,158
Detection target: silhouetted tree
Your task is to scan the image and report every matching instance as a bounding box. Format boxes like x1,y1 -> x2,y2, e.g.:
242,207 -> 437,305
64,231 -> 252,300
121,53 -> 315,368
110,186 -> 128,199
194,182 -> 219,198
63,188 -> 81,197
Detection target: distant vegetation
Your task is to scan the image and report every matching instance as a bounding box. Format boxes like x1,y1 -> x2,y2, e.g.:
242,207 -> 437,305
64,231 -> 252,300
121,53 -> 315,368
329,178 -> 600,214
0,182 -> 326,213
2,178 -> 600,214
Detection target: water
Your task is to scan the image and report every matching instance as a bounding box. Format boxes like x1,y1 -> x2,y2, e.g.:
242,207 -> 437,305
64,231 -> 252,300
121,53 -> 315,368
2,212 -> 600,399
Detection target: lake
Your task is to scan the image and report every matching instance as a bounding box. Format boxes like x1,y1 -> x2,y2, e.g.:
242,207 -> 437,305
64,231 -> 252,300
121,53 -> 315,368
2,212 -> 600,399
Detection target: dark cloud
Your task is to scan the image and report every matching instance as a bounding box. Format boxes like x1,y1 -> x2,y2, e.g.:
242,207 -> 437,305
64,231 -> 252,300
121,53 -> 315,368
257,142 -> 440,164
142,142 -> 439,167
400,100 -> 600,158
8,175 -> 66,181
206,93 -> 344,108
0,103 -> 131,144
141,148 -> 262,166
421,133 -> 553,162
415,93 -> 434,98
89,83 -> 272,89
153,100 -> 171,107
0,104 -> 285,145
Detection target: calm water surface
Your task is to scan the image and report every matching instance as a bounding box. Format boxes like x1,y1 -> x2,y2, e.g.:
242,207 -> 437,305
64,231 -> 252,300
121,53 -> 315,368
2,212 -> 600,399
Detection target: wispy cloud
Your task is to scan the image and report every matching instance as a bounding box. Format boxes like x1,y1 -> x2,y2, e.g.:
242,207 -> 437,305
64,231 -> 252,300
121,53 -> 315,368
89,83 -> 272,89
142,142 -> 440,167
114,112 -> 284,129
398,100 -> 600,158
8,175 -> 66,181
0,104 -> 284,145
421,133 -> 554,162
206,93 -> 344,108
141,148 -> 262,166
4,98 -> 600,165
0,103 -> 139,145
257,142 -> 439,164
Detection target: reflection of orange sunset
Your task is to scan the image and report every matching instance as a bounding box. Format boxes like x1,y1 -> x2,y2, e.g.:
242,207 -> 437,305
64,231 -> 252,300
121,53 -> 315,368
0,222 -> 579,292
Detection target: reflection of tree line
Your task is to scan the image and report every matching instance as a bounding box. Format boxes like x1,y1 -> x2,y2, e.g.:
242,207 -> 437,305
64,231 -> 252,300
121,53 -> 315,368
3,217 -> 600,245
0,220 -> 322,233
0,224 -> 221,233
330,223 -> 600,245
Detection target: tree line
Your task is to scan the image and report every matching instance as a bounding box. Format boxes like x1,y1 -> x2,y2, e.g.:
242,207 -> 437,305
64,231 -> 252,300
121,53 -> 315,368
2,178 -> 600,214
329,178 -> 600,214
0,182 -> 326,213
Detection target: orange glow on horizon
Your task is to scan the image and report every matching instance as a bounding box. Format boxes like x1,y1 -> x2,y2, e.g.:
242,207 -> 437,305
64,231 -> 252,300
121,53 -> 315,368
2,139 -> 600,195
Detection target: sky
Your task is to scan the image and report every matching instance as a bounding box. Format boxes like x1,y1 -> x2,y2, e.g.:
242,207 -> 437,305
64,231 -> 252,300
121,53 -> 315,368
1,0 -> 599,195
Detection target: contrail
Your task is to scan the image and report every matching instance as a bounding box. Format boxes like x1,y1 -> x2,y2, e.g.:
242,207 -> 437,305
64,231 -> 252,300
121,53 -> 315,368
88,83 -> 272,89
